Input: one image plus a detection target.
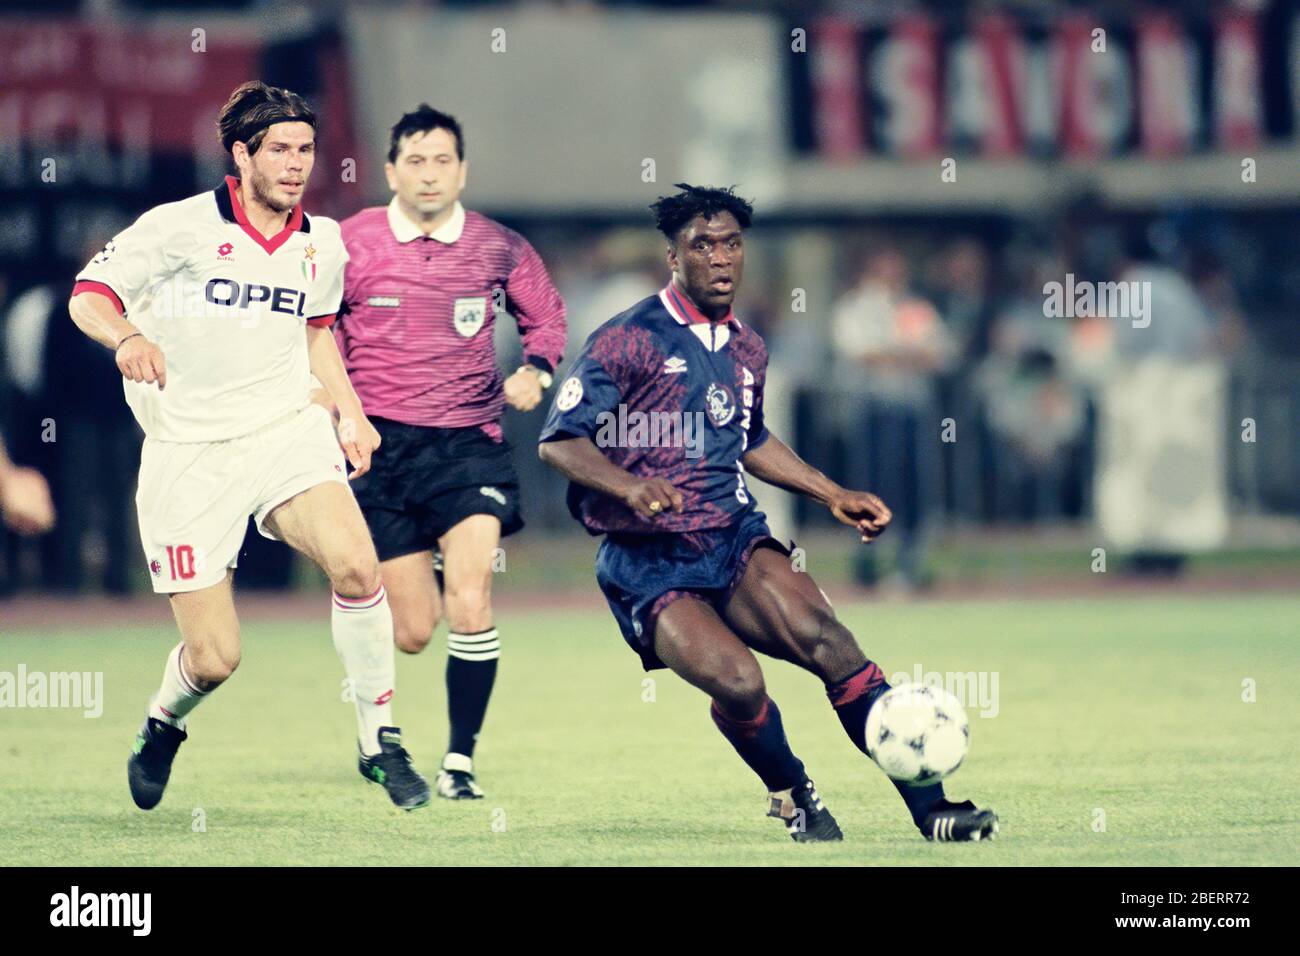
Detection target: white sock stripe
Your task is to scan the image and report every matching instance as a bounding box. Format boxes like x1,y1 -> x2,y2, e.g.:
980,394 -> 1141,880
448,634 -> 500,648
334,583 -> 386,601
452,647 -> 501,660
174,645 -> 206,697
448,646 -> 501,661
448,632 -> 500,645
448,639 -> 501,652
334,587 -> 387,604
448,637 -> 500,650
448,629 -> 499,644
333,584 -> 387,609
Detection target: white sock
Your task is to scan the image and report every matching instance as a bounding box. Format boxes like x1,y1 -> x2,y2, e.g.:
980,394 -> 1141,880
148,642 -> 207,730
332,584 -> 396,756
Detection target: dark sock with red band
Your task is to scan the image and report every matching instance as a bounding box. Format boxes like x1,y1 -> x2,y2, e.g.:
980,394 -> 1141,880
827,661 -> 945,827
710,696 -> 805,792
827,660 -> 888,751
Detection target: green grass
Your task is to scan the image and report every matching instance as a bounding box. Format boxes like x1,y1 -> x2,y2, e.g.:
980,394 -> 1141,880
2,594 -> 1298,865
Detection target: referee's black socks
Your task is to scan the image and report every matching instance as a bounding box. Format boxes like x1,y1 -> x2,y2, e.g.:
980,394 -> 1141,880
446,628 -> 500,759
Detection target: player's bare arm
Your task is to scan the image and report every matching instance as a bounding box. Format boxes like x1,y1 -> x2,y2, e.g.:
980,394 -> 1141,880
742,433 -> 890,542
68,290 -> 167,390
539,436 -> 683,518
305,324 -> 381,479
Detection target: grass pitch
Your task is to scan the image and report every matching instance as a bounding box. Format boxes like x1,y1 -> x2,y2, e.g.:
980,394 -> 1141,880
2,593 -> 1297,866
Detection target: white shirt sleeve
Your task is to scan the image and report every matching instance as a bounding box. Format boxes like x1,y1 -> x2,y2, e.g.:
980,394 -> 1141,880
74,205 -> 181,314
304,223 -> 349,325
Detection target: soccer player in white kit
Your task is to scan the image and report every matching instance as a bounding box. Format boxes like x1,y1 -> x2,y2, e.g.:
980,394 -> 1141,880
68,81 -> 431,811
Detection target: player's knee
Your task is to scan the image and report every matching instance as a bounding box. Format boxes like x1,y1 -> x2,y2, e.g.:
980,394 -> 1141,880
187,641 -> 240,687
444,582 -> 492,632
329,554 -> 382,600
394,614 -> 437,655
714,660 -> 766,713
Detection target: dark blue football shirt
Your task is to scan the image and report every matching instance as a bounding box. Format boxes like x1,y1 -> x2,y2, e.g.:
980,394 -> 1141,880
539,281 -> 770,535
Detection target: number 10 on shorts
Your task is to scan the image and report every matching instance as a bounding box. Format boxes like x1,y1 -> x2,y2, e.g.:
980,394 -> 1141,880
165,544 -> 198,581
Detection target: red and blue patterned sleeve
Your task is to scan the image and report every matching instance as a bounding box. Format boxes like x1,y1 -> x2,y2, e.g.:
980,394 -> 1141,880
538,331 -> 623,444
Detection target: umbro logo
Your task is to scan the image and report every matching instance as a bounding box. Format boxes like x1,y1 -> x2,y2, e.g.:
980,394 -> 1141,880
663,356 -> 688,374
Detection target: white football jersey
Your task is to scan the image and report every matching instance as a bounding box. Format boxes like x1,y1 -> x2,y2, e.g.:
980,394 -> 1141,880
74,176 -> 347,442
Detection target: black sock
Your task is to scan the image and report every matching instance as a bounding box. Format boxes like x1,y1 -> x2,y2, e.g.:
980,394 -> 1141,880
710,696 -> 805,792
892,778 -> 946,827
827,661 -> 945,827
446,628 -> 500,759
827,660 -> 888,753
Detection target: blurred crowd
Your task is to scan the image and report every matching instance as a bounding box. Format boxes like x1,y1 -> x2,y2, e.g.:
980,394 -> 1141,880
804,224 -> 1246,588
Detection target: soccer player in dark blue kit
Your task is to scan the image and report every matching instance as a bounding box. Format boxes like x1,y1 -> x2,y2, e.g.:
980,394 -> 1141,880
538,184 -> 998,843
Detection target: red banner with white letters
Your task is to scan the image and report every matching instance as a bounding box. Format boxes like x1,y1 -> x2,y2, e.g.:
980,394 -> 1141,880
798,6 -> 1287,159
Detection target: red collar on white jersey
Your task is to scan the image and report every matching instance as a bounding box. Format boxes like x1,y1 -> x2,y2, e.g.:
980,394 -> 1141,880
659,279 -> 741,329
214,175 -> 308,254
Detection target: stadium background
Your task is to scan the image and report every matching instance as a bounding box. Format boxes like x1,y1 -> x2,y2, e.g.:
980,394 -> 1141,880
2,0 -> 1299,867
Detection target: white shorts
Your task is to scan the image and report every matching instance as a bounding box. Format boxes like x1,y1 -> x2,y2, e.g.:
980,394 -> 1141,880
136,403 -> 348,594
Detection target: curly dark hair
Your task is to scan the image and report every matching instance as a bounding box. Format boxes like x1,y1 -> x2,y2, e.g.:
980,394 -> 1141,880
217,81 -> 316,155
649,183 -> 754,241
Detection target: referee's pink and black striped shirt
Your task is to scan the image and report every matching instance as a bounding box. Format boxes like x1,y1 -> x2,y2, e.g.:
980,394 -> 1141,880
336,199 -> 566,438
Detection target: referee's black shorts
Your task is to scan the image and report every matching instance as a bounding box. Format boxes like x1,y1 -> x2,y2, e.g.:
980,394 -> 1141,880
350,416 -> 524,562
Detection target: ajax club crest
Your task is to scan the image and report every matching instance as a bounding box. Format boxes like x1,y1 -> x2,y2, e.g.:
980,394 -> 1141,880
706,383 -> 736,427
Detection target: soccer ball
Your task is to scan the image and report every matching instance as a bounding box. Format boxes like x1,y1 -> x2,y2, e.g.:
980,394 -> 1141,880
865,684 -> 970,785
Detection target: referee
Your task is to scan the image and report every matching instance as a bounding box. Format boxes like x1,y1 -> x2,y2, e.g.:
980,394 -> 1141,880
331,105 -> 566,799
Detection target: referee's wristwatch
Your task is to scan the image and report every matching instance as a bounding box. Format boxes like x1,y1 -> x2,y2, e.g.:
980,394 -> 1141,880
520,362 -> 553,389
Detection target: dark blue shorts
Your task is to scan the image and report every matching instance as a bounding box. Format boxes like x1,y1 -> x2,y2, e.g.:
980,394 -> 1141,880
595,509 -> 786,671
